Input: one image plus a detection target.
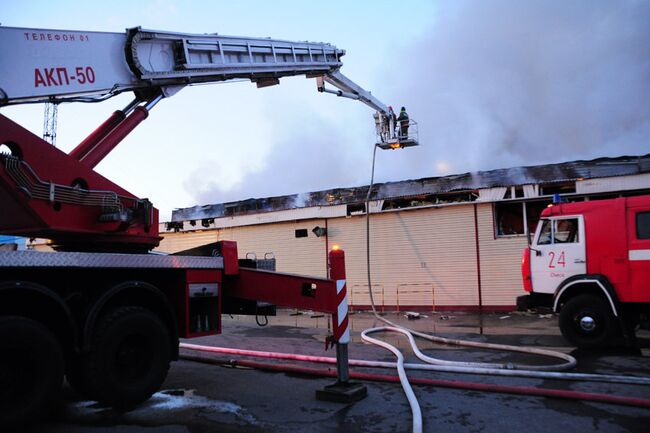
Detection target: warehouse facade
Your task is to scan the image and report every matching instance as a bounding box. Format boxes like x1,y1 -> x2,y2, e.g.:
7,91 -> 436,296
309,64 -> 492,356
158,154 -> 650,311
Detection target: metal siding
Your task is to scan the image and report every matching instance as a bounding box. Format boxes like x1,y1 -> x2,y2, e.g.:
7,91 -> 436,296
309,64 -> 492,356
476,203 -> 527,306
576,173 -> 650,194
210,206 -> 346,229
328,206 -> 478,309
217,220 -> 327,278
158,221 -> 327,278
160,205 -> 347,233
156,231 -> 218,254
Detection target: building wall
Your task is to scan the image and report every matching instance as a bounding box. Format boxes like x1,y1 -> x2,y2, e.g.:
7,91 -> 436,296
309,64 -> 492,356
158,230 -> 218,254
327,205 -> 478,310
159,203 -> 527,311
158,219 -> 329,279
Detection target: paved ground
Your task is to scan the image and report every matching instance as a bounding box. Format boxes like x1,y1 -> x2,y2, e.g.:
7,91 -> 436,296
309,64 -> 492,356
35,310 -> 650,433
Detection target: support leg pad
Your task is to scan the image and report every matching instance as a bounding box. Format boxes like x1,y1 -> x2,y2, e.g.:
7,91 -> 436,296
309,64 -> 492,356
316,381 -> 368,403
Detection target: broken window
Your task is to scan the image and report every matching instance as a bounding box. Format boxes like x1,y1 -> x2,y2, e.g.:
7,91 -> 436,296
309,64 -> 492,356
514,187 -> 524,198
503,187 -> 524,199
540,182 -> 576,196
346,203 -> 366,216
495,200 -> 552,237
381,191 -> 477,211
525,200 -> 552,234
495,202 -> 524,235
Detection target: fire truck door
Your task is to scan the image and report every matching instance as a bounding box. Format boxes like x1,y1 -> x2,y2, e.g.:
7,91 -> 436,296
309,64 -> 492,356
531,216 -> 586,294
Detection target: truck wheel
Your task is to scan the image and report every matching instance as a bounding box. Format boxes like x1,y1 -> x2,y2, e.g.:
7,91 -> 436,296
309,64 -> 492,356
81,307 -> 171,409
0,316 -> 64,428
559,294 -> 618,349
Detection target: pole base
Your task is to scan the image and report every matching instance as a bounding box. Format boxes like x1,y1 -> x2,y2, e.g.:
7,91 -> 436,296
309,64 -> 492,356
316,381 -> 368,403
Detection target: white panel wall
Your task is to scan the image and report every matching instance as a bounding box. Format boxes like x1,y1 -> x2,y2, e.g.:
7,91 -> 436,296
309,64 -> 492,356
328,206 -> 478,309
157,220 -> 328,279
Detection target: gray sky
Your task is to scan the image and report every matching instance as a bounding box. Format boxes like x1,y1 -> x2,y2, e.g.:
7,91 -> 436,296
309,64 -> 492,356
3,0 -> 649,220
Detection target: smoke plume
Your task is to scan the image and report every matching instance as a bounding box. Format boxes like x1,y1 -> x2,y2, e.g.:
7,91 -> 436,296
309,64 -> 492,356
185,0 -> 650,210
383,0 -> 650,180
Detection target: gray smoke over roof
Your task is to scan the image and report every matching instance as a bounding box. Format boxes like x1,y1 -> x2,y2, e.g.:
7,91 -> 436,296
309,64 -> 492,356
172,153 -> 650,221
379,0 -> 650,182
182,1 -> 650,216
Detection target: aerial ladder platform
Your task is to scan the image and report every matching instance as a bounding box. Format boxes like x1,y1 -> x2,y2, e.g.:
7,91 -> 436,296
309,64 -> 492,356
0,26 -> 418,251
0,25 -> 420,426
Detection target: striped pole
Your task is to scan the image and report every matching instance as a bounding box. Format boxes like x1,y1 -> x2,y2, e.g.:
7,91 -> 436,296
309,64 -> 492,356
317,246 -> 367,402
329,246 -> 350,382
334,279 -> 350,343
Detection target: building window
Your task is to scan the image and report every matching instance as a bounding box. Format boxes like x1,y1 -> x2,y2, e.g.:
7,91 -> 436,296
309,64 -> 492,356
295,229 -> 308,238
540,182 -> 576,196
503,187 -> 525,200
495,202 -> 524,235
346,203 -> 366,216
636,212 -> 650,239
381,191 -> 477,211
495,200 -> 551,237
525,200 -> 551,234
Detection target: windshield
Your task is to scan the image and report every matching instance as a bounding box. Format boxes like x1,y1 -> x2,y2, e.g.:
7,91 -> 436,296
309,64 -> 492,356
538,219 -> 552,245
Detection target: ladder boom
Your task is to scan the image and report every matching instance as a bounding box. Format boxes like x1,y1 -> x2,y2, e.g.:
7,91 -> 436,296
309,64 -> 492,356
319,70 -> 388,114
0,24 -> 417,253
0,26 -> 347,105
127,27 -> 344,85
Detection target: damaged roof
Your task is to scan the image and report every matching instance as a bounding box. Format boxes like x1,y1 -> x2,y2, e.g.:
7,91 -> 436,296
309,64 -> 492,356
172,154 -> 650,222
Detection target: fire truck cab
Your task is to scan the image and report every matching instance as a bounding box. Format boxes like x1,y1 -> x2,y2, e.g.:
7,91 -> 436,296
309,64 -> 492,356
519,195 -> 650,348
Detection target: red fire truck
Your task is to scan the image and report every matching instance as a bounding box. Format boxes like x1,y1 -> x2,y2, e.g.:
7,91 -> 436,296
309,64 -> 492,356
0,25 -> 416,427
519,195 -> 650,348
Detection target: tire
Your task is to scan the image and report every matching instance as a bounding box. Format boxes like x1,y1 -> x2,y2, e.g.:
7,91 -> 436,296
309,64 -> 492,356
0,316 -> 64,428
559,294 -> 619,349
81,307 -> 171,409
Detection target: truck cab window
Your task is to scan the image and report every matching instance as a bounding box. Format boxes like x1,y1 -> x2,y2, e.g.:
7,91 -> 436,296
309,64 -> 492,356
536,218 -> 579,245
636,211 -> 650,239
554,218 -> 579,243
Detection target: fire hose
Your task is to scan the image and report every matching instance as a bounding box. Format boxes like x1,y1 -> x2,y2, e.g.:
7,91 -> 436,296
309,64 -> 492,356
182,144 -> 650,433
179,350 -> 650,410
179,342 -> 650,386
